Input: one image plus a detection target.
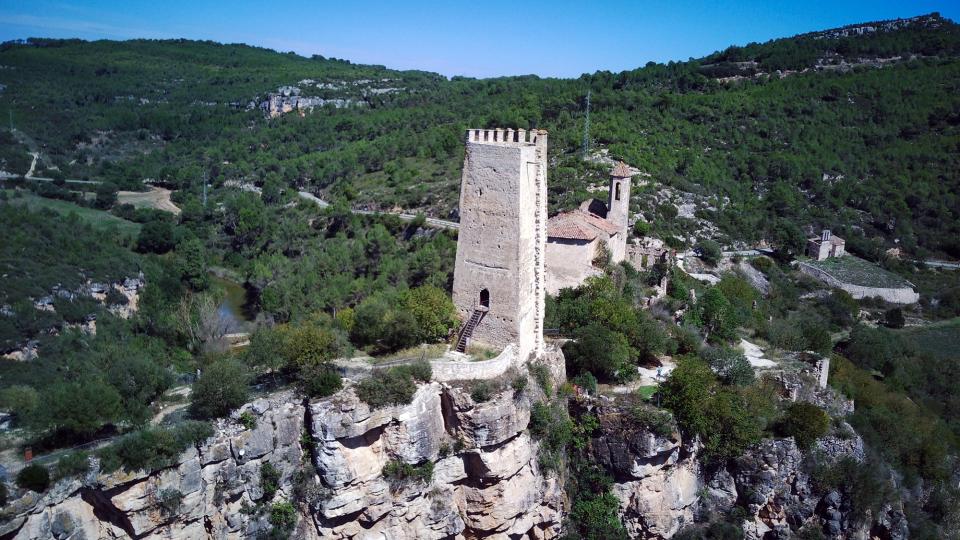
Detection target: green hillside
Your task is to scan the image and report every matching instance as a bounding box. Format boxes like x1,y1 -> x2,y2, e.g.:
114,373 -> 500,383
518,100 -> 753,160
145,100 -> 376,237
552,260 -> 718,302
1,13 -> 959,258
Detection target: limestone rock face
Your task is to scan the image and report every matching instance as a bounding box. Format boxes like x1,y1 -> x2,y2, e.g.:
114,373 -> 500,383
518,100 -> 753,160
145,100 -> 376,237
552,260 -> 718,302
1,352 -> 567,540
590,404 -> 698,538
310,379 -> 564,539
4,391 -> 306,539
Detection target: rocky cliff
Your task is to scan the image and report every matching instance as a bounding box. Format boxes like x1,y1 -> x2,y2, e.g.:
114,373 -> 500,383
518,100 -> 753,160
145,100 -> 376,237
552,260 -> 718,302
587,398 -> 906,540
0,353 -> 566,539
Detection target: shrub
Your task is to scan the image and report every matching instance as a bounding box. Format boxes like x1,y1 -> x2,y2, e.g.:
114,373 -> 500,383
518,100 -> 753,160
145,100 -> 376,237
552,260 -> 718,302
565,323 -> 633,382
694,239 -> 722,266
157,488 -> 183,516
529,362 -> 553,396
269,501 -> 297,531
356,365 -> 421,408
780,402 -> 830,450
283,323 -> 350,370
660,358 -> 762,462
16,464 -> 50,493
396,360 -> 432,382
261,462 -> 281,501
568,492 -> 629,539
702,347 -> 754,386
511,375 -> 528,395
628,405 -> 675,438
99,421 -> 213,473
399,286 -> 458,344
572,372 -> 598,395
0,482 -> 7,506
298,363 -> 343,398
54,451 -> 90,479
884,307 -> 905,329
470,381 -> 494,403
382,459 -> 433,487
190,358 -> 250,419
238,411 -> 257,430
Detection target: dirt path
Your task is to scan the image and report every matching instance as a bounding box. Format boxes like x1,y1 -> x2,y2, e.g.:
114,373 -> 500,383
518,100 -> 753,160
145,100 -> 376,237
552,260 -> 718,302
297,191 -> 459,230
25,152 -> 38,178
117,186 -> 181,215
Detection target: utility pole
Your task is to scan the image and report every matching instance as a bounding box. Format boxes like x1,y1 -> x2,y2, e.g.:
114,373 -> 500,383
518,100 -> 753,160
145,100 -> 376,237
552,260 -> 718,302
202,170 -> 208,208
582,89 -> 591,158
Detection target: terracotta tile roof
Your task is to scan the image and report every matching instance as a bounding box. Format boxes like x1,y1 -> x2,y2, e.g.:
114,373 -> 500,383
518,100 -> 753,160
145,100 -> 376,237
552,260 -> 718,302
611,161 -> 633,178
547,209 -> 621,241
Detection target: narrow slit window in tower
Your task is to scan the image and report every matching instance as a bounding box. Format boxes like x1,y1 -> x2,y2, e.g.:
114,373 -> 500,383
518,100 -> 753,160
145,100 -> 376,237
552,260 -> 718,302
615,182 -> 621,201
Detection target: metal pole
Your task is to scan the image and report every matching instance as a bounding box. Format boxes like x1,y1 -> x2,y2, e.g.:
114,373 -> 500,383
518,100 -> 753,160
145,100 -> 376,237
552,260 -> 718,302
582,89 -> 591,158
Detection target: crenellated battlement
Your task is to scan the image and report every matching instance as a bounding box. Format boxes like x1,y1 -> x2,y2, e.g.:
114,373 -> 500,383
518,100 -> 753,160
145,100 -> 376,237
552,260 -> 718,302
466,128 -> 547,146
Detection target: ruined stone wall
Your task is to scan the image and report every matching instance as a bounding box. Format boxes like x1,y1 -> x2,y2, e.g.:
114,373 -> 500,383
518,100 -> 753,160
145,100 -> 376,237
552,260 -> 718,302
452,129 -> 547,360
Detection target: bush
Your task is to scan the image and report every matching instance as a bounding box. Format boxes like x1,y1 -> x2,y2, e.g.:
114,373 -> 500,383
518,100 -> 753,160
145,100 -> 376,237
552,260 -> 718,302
261,462 -> 280,501
628,405 -> 675,437
157,488 -> 183,516
99,421 -> 213,473
54,451 -> 90,479
780,402 -> 830,450
136,219 -> 176,254
238,411 -> 257,430
269,501 -> 297,531
660,358 -> 762,462
381,459 -> 433,487
396,360 -> 432,382
399,286 -> 458,344
16,464 -> 50,493
694,239 -> 722,266
470,381 -> 494,403
529,362 -> 553,396
572,372 -> 598,395
702,347 -> 754,386
298,363 -> 343,398
190,358 -> 251,419
0,482 -> 7,506
884,307 -> 905,329
356,365 -> 420,408
565,323 -> 633,382
511,375 -> 528,395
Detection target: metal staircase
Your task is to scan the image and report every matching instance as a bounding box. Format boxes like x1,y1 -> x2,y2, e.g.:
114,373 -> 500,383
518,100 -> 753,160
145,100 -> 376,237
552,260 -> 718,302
455,309 -> 485,353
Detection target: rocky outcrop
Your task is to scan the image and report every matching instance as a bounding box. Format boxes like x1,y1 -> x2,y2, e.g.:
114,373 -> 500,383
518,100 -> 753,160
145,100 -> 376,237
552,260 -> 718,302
1,352 -> 567,539
310,370 -> 565,539
589,404 -> 699,538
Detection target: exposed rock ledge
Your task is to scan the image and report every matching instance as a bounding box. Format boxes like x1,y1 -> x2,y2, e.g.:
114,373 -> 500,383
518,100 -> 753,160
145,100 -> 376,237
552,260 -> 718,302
1,349 -> 567,539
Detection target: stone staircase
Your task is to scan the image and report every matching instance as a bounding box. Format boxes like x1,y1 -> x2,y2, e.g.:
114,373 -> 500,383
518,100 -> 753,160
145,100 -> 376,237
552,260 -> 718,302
455,309 -> 486,353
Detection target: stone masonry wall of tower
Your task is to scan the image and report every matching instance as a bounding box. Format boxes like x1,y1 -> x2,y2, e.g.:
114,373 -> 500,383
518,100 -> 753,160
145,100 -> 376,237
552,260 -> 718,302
451,129 -> 547,361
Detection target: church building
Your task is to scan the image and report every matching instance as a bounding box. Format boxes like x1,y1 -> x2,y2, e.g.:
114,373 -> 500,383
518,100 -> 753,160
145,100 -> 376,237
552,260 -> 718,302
544,162 -> 633,294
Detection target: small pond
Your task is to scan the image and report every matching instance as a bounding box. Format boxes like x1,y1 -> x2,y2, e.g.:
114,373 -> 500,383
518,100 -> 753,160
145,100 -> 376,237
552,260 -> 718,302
210,274 -> 257,332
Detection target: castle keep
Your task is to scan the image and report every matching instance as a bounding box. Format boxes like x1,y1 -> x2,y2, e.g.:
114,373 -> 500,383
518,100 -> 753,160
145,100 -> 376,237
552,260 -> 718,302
451,129 -> 548,360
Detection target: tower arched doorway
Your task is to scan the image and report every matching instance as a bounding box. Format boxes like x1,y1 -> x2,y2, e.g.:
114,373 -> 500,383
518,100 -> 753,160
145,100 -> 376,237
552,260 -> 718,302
479,288 -> 490,309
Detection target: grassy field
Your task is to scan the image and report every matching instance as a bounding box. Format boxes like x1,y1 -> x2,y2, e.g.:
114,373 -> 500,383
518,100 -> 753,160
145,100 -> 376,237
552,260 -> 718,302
116,187 -> 181,215
807,255 -> 910,288
897,318 -> 960,362
1,189 -> 141,235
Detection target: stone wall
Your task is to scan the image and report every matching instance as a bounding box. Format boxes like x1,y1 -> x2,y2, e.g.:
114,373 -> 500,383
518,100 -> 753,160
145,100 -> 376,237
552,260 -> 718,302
798,262 -> 919,304
545,237 -> 601,295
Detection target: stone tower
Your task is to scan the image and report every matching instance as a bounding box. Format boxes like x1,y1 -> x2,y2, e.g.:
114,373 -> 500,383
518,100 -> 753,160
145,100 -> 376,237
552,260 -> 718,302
452,128 -> 548,361
607,161 -> 633,261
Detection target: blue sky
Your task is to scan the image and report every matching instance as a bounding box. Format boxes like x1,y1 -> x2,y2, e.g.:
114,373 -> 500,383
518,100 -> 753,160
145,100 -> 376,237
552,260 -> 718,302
1,0 -> 957,77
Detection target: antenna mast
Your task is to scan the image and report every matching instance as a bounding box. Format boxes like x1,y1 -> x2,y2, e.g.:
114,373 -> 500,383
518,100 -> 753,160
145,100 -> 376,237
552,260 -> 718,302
582,89 -> 591,158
